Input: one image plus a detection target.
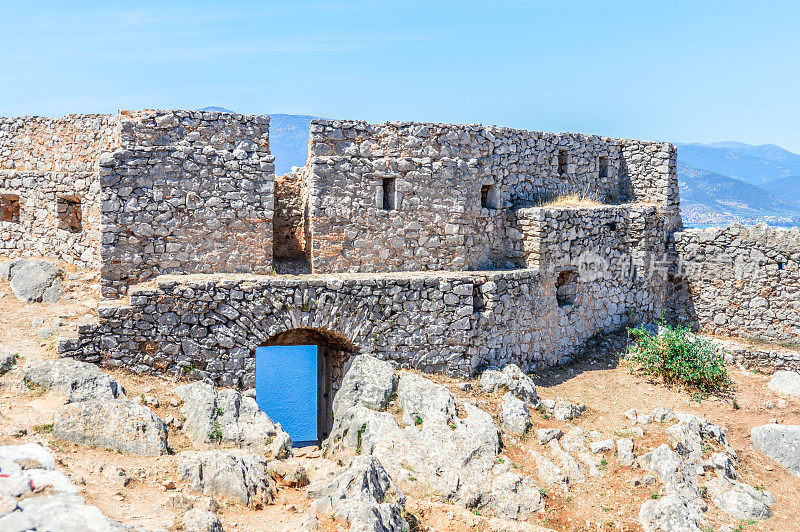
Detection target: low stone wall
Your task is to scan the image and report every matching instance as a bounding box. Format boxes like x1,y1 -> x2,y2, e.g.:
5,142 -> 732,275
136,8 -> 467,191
59,255 -> 671,387
674,224 -> 800,342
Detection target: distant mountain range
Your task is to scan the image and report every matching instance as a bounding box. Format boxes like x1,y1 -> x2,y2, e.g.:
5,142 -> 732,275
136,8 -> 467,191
199,107 -> 800,225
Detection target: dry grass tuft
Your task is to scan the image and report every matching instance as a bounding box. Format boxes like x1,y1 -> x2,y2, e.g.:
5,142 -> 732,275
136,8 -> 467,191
538,193 -> 602,208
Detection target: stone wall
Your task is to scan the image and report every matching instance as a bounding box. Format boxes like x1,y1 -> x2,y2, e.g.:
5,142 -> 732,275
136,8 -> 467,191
0,114 -> 117,267
59,202 -> 675,386
0,170 -> 101,268
674,224 -> 800,342
273,169 -> 309,265
305,120 -> 678,274
98,144 -> 275,298
0,114 -> 120,172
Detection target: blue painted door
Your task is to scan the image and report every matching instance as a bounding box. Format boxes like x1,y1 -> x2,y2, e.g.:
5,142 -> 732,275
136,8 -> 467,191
255,345 -> 318,444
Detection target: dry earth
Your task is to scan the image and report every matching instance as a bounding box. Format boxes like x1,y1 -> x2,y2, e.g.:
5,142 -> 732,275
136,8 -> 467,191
1,263 -> 799,531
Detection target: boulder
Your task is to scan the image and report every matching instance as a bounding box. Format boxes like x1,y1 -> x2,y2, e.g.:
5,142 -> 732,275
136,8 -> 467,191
501,392 -> 529,435
480,364 -> 538,405
396,372 -> 456,426
750,424 -> 800,477
175,382 -> 291,457
0,443 -> 56,470
267,459 -> 309,488
307,455 -> 406,532
616,438 -> 635,466
281,515 -> 320,532
0,353 -> 16,375
332,354 -> 397,413
639,492 -> 706,532
5,260 -> 64,303
53,399 -> 168,455
707,478 -> 773,520
535,428 -> 562,445
178,450 -> 276,507
589,439 -> 614,454
14,493 -> 130,531
181,508 -> 224,532
489,471 -> 544,519
540,397 -> 586,421
22,359 -> 125,402
767,370 -> 800,397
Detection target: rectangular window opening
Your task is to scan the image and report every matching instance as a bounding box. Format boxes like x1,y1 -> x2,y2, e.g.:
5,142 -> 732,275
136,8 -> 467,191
381,178 -> 396,211
481,184 -> 499,210
57,195 -> 82,233
599,157 -> 609,178
557,150 -> 568,176
778,261 -> 786,270
0,194 -> 20,223
556,269 -> 578,307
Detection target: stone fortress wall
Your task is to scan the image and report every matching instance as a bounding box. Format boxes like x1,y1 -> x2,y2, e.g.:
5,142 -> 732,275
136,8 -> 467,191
303,120 -> 678,274
98,110 -> 275,298
1,108 -> 797,386
673,224 -> 800,343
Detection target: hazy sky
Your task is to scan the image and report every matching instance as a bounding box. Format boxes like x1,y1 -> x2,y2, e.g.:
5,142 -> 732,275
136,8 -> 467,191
2,1 -> 799,152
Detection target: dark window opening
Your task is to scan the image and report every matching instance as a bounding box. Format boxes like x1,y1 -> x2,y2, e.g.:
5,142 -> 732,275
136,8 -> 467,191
473,283 -> 486,313
57,196 -> 82,233
481,184 -> 499,210
599,157 -> 609,178
381,178 -> 396,210
778,261 -> 786,270
556,270 -> 578,307
0,194 -> 20,223
607,221 -> 618,231
558,150 -> 568,176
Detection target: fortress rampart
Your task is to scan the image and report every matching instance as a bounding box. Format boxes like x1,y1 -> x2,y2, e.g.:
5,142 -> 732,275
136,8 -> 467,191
0,109 -> 796,384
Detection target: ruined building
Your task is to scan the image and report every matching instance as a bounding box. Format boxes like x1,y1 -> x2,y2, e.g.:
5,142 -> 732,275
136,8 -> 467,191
1,109 -> 798,438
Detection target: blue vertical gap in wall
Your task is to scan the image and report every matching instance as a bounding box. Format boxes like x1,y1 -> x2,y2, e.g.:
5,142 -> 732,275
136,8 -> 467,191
255,345 -> 318,444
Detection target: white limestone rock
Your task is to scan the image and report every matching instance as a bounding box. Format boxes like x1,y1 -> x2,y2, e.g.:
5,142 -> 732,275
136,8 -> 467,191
767,370 -> 800,397
501,392 -> 529,435
178,450 -> 276,507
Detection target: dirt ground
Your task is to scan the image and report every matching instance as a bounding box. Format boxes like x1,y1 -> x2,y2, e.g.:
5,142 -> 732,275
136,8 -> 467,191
1,264 -> 799,531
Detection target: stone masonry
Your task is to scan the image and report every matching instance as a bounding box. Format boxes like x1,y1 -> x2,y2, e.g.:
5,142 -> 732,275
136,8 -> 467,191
1,108 -> 797,385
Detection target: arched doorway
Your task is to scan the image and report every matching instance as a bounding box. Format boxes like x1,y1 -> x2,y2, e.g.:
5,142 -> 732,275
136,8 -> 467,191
255,328 -> 354,445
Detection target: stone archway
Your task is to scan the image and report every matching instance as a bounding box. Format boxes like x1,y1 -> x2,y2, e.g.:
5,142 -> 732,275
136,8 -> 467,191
261,327 -> 355,442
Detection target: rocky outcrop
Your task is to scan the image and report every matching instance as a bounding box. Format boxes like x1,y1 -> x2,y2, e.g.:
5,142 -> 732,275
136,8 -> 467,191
767,370 -> 800,397
307,455 -> 406,532
327,355 -> 544,518
175,382 -> 291,457
0,353 -> 16,376
501,392 -> 529,435
480,364 -> 538,405
0,445 -> 131,531
751,424 -> 800,477
707,478 -> 773,520
540,397 -> 586,421
178,450 -> 276,507
332,354 -> 397,413
22,359 -> 125,402
180,508 -> 224,532
53,399 -> 168,455
1,260 -> 64,303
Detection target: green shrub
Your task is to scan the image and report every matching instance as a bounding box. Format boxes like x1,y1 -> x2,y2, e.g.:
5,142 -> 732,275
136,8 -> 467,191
627,324 -> 728,393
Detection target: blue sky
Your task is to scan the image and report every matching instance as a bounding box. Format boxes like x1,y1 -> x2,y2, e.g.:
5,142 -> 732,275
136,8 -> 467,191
2,1 -> 799,152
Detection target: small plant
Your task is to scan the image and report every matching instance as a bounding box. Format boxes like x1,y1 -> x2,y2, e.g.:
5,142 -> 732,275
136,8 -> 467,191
215,407 -> 224,416
600,458 -> 608,469
414,416 -> 423,427
754,484 -> 765,491
493,457 -> 505,465
208,421 -> 223,444
627,323 -> 728,393
699,486 -> 708,497
356,424 -> 367,455
650,492 -> 660,499
33,423 -> 54,434
539,487 -> 547,498
732,398 -> 740,410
